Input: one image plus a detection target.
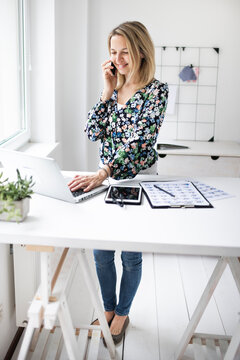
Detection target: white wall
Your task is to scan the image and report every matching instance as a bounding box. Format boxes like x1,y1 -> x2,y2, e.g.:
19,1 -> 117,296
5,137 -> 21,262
55,0 -> 90,170
56,0 -> 240,171
30,0 -> 56,144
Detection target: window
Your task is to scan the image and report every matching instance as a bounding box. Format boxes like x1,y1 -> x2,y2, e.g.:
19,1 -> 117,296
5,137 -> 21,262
0,0 -> 30,149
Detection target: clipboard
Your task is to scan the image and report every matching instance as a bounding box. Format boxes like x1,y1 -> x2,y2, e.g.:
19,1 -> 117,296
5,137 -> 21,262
140,180 -> 213,209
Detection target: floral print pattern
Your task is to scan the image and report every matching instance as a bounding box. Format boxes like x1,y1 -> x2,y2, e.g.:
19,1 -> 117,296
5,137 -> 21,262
86,79 -> 168,180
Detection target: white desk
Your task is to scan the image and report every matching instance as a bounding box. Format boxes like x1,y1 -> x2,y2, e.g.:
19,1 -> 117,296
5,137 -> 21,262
1,174 -> 240,359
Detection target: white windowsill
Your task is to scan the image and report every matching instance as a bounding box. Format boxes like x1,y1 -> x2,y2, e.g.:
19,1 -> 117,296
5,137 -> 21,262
18,141 -> 59,157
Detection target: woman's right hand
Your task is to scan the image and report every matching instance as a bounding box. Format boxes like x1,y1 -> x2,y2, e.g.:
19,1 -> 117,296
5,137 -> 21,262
68,168 -> 109,193
101,59 -> 117,102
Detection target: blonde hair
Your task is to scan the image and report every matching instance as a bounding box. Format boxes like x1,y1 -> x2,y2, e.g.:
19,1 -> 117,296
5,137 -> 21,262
108,21 -> 155,90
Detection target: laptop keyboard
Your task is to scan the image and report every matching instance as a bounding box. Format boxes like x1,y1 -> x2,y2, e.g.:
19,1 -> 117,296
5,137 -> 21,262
72,188 -> 85,197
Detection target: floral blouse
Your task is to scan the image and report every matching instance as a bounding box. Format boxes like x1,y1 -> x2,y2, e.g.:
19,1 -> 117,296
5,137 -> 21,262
85,79 -> 168,180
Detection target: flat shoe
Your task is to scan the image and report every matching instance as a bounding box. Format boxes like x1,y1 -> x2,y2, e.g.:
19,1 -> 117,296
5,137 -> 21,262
103,316 -> 129,346
88,316 -> 114,338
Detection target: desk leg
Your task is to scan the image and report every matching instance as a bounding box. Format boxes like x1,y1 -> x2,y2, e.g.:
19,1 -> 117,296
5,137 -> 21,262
18,251 -> 52,359
174,257 -> 228,360
17,318 -> 35,360
77,249 -> 116,360
224,321 -> 240,360
40,252 -> 51,308
228,257 -> 240,295
223,257 -> 240,360
58,294 -> 79,360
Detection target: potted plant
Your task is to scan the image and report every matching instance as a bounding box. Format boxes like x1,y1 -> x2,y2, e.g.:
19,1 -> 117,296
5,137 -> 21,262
0,169 -> 34,222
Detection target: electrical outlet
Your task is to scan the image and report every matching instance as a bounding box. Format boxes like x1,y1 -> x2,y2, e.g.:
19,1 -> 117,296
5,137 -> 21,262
0,303 -> 3,321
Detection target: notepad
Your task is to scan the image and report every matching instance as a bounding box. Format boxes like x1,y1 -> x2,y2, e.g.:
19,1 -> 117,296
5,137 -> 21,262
140,181 -> 213,208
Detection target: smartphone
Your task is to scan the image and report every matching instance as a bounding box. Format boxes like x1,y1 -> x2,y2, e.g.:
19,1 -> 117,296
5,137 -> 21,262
111,62 -> 116,76
105,185 -> 142,205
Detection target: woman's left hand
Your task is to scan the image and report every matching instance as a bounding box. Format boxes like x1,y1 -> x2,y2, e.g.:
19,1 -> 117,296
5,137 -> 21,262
68,170 -> 107,193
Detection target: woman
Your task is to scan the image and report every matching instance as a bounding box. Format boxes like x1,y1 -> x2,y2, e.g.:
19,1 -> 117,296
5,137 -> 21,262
68,21 -> 168,345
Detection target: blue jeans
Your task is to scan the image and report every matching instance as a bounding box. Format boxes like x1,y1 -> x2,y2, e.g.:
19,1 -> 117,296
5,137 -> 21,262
93,250 -> 142,316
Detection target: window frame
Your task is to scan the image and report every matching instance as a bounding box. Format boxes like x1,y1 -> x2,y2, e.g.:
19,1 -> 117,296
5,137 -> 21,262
0,0 -> 30,150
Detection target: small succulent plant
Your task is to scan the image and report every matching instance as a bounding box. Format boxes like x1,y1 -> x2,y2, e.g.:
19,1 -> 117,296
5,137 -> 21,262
0,169 -> 34,221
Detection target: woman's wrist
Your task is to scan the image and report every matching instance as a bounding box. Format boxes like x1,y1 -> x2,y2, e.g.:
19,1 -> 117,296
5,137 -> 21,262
97,168 -> 108,181
103,164 -> 111,177
98,164 -> 112,185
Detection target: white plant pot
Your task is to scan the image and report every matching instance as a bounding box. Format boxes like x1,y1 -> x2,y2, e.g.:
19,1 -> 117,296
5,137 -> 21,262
0,197 -> 30,222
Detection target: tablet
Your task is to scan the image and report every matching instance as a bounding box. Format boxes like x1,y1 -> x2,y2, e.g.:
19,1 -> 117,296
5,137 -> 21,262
105,185 -> 142,205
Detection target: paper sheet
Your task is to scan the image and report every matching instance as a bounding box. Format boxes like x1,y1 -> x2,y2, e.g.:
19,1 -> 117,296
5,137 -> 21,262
192,181 -> 233,201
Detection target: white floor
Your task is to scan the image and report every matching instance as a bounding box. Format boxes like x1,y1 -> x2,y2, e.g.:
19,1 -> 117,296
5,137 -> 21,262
13,253 -> 240,360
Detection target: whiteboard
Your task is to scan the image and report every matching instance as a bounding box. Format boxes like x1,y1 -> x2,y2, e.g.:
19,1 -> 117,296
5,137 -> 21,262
155,46 -> 219,141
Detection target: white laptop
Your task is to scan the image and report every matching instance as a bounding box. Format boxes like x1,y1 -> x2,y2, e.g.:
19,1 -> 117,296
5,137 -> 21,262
0,150 -> 108,203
